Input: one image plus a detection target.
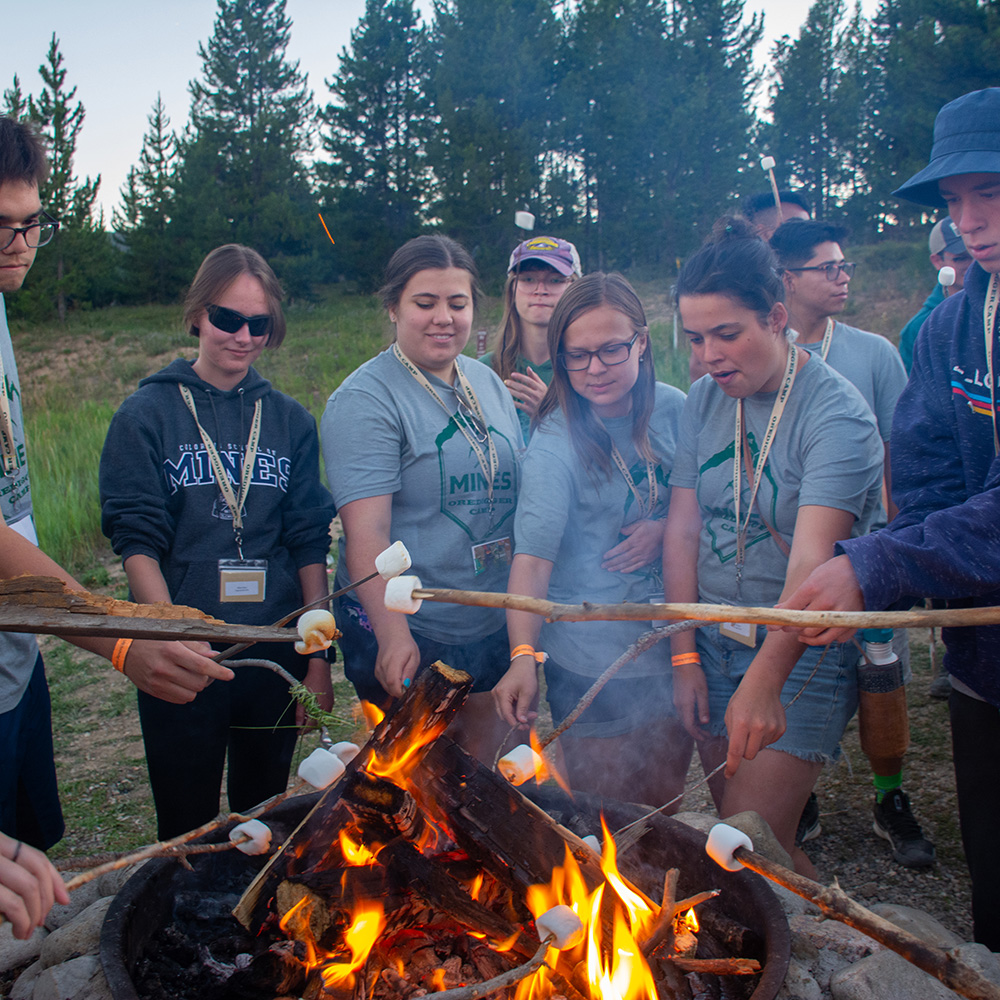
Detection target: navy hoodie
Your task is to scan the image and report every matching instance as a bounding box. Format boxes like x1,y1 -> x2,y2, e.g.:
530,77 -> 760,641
99,359 -> 335,626
840,262 -> 1000,705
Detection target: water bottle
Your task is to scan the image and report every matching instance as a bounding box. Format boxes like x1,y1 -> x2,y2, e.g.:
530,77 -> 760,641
857,628 -> 910,771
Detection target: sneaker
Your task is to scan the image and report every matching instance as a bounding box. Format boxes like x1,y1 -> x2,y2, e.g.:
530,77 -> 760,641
929,672 -> 952,700
795,791 -> 821,846
873,789 -> 936,868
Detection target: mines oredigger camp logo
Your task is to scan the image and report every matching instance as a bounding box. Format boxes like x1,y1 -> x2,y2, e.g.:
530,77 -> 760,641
435,420 -> 518,541
698,432 -> 779,564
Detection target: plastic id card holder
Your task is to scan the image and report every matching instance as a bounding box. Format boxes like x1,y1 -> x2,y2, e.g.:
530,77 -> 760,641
471,537 -> 512,577
719,621 -> 757,647
219,559 -> 267,602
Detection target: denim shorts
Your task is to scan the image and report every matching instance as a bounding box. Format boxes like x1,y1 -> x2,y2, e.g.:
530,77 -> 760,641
334,595 -> 510,709
696,623 -> 858,763
544,658 -> 675,740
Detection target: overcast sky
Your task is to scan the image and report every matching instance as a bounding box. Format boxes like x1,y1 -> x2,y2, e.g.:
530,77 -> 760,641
7,0 -> 875,220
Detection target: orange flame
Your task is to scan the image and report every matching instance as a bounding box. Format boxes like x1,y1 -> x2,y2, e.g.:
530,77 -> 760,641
319,903 -> 385,989
469,873 -> 484,901
360,701 -> 384,729
431,967 -> 447,991
339,827 -> 378,866
682,907 -> 699,933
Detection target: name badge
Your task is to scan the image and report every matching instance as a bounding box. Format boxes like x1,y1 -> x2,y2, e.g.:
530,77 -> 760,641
219,558 -> 267,603
719,621 -> 757,647
471,537 -> 512,576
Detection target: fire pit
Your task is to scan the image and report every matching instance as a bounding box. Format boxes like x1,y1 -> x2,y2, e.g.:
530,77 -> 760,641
101,664 -> 790,999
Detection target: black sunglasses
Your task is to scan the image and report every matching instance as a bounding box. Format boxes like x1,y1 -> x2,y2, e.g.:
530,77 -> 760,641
206,303 -> 272,338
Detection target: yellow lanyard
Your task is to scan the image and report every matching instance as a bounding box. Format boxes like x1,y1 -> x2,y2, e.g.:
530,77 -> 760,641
818,317 -> 834,362
608,440 -> 657,518
984,273 -> 1000,457
732,345 -> 799,593
391,344 -> 499,514
178,384 -> 262,557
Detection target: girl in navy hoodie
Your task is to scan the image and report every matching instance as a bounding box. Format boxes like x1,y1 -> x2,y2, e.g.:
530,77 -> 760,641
99,245 -> 335,839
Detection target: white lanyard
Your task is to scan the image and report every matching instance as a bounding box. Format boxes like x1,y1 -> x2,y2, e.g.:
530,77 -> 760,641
178,384 -> 262,557
0,347 -> 17,475
392,344 -> 499,514
609,440 -> 657,518
984,273 -> 1000,457
732,345 -> 799,592
818,317 -> 834,362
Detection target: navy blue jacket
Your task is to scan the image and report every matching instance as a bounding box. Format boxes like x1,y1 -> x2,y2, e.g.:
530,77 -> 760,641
841,263 -> 1000,705
100,359 -> 334,625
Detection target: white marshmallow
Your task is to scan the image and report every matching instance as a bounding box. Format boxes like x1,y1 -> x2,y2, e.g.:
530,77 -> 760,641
582,835 -> 601,854
514,210 -> 536,231
384,575 -> 423,614
298,747 -> 347,789
536,904 -> 584,950
375,540 -> 412,580
706,823 -> 753,872
497,744 -> 544,786
295,609 -> 337,655
229,819 -> 272,856
760,155 -> 776,171
328,741 -> 360,765
939,265 -> 956,287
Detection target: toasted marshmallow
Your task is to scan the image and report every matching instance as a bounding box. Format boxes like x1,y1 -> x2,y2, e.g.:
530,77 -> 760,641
295,609 -> 338,655
498,744 -> 544,786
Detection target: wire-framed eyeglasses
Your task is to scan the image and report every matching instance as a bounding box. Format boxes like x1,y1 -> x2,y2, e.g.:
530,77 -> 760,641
784,261 -> 857,282
0,212 -> 60,251
558,331 -> 641,371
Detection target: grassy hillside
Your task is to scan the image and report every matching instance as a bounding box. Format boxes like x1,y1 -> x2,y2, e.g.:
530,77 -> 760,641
12,240 -> 932,571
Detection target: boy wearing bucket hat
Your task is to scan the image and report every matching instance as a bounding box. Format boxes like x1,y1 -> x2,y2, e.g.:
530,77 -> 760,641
778,87 -> 1000,948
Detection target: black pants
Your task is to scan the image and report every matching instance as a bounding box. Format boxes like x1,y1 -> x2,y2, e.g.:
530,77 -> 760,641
137,642 -> 305,840
0,654 -> 64,850
950,688 -> 1000,950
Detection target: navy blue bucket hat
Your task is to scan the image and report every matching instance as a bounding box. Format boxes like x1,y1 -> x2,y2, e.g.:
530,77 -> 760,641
893,88 -> 1000,208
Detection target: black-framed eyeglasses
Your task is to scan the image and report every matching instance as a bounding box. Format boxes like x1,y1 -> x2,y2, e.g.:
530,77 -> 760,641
206,304 -> 273,338
0,211 -> 60,251
784,261 -> 857,282
516,274 -> 571,290
558,331 -> 641,371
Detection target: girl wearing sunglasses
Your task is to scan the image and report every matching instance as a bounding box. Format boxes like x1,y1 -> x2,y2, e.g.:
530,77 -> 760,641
323,236 -> 523,764
664,218 -> 883,874
99,244 -> 335,840
492,273 -> 693,806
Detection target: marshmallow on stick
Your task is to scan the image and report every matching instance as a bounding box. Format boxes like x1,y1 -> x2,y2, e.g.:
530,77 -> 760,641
498,744 -> 545,786
385,575 -> 423,614
375,540 -> 412,579
939,265 -> 956,297
536,905 -> 584,950
760,154 -> 782,214
229,819 -> 272,856
294,609 -> 338,655
298,747 -> 347,789
706,823 -> 754,872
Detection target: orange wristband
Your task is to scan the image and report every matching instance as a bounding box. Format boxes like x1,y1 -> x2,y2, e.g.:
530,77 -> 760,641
111,638 -> 134,674
671,652 -> 701,667
511,644 -> 548,664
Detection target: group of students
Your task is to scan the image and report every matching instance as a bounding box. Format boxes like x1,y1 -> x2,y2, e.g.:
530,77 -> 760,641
7,86 -> 1000,952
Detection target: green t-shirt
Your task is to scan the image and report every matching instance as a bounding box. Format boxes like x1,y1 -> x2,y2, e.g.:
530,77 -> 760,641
478,350 -> 554,440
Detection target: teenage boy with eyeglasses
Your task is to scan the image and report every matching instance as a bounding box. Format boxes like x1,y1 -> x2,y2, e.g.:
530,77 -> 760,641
0,118 -> 231,884
779,88 -> 1000,948
768,218 -> 935,868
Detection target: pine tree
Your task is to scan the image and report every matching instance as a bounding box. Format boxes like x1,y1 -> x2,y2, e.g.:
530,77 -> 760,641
318,0 -> 432,288
113,95 -> 181,302
5,36 -> 111,321
172,0 -> 319,294
427,0 -> 562,281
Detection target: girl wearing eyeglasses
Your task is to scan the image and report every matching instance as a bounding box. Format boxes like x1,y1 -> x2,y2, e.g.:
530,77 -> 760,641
480,237 -> 581,439
99,244 -> 336,840
664,218 -> 883,874
492,272 -> 693,805
323,236 -> 523,763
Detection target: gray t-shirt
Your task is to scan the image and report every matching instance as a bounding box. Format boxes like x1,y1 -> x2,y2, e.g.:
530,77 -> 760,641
0,294 -> 41,714
670,354 -> 883,608
516,382 -> 686,678
322,348 -> 523,643
796,322 -> 907,443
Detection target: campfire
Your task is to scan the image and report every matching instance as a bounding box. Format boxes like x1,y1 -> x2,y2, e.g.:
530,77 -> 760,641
216,662 -> 774,1000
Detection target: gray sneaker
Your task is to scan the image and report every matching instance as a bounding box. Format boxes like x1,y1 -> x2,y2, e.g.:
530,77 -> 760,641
929,672 -> 951,700
873,789 -> 935,868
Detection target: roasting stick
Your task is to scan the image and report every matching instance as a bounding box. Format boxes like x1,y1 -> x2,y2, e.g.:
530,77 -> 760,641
213,540 -> 412,662
707,826 -> 1000,1000
399,583 -> 1000,629
760,154 -> 783,213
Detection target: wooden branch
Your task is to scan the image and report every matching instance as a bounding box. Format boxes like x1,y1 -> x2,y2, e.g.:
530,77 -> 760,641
664,956 -> 761,975
640,867 -> 678,956
427,935 -> 554,1000
733,845 -> 1000,1000
672,888 -> 720,916
412,586 -> 1000,630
